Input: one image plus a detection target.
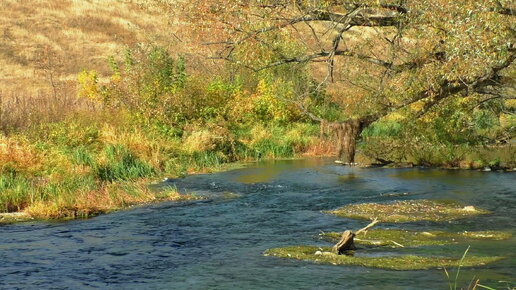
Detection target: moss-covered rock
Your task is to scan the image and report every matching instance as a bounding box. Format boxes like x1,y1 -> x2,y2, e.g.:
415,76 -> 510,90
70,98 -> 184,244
324,200 -> 490,222
321,229 -> 512,247
264,246 -> 503,270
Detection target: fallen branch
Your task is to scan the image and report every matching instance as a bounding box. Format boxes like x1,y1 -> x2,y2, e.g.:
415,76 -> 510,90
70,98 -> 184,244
355,218 -> 379,236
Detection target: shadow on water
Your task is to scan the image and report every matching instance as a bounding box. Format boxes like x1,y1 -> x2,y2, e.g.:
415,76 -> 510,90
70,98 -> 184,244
0,158 -> 514,289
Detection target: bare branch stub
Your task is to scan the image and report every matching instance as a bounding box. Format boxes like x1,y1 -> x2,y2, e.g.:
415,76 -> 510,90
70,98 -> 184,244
333,218 -> 379,255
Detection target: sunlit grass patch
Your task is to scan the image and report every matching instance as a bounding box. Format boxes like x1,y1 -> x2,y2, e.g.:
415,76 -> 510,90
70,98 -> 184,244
264,246 -> 503,270
238,123 -> 319,160
22,181 -> 202,220
320,229 -> 512,248
324,200 -> 490,222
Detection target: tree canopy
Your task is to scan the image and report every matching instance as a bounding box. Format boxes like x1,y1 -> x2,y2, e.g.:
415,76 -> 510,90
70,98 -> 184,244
179,0 -> 515,162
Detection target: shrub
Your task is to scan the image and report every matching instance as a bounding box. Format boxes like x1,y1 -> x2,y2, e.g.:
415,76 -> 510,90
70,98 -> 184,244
77,70 -> 102,101
99,45 -> 187,126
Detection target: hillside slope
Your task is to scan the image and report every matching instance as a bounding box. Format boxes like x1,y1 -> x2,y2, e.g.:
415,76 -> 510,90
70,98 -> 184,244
0,0 -> 178,93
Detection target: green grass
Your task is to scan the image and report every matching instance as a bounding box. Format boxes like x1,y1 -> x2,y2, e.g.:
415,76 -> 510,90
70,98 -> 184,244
0,119 -> 320,221
70,146 -> 95,167
0,173 -> 35,212
95,145 -> 156,182
264,246 -> 503,270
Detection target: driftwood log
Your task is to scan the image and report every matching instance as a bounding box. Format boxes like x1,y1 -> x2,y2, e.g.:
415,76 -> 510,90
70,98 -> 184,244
332,219 -> 379,255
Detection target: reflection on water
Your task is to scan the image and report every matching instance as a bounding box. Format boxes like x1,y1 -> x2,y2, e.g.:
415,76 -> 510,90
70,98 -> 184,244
0,159 -> 514,289
337,173 -> 360,183
389,168 -> 486,186
234,158 -> 329,184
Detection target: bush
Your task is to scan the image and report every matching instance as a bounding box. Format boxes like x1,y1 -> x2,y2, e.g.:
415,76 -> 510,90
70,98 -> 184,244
90,44 -> 187,127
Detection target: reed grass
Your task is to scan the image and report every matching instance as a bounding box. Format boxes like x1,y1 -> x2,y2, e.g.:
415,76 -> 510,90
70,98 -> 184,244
0,108 -> 321,220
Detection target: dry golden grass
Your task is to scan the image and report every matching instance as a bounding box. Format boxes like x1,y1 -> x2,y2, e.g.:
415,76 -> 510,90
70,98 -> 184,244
0,135 -> 43,174
24,180 -> 201,219
0,85 -> 99,132
0,0 -> 180,93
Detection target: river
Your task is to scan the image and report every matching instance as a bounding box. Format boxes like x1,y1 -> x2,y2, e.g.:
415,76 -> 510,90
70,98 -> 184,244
1,158 -> 514,289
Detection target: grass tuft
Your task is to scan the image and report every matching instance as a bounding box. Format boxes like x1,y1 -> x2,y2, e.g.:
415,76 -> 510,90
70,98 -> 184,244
95,145 -> 156,182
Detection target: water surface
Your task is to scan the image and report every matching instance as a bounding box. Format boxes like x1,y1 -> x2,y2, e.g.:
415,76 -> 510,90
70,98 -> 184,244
1,159 -> 515,289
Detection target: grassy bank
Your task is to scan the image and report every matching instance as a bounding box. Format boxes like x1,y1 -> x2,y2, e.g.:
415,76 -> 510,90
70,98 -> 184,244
0,43 -> 333,221
0,112 -> 325,220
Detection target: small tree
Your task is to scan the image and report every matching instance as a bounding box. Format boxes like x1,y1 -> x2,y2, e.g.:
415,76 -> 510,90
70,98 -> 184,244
180,0 -> 515,163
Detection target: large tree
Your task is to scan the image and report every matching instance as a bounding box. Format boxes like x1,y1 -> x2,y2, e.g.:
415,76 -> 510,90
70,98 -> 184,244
180,0 -> 515,163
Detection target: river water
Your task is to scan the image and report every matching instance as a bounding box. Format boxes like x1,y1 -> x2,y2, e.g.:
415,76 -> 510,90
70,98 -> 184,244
1,158 -> 515,289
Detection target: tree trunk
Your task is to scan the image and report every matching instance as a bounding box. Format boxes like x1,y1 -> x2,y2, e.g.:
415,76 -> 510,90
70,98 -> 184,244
333,119 -> 363,164
333,219 -> 379,255
332,230 -> 356,254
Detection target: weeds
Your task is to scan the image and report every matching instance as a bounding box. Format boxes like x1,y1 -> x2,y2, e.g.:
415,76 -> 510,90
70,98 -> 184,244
0,112 -> 320,219
443,246 -> 512,290
321,230 -> 511,248
444,246 -> 471,290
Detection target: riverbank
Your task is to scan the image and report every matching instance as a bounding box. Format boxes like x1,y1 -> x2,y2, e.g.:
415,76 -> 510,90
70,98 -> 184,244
2,115 -> 514,224
0,117 -> 332,223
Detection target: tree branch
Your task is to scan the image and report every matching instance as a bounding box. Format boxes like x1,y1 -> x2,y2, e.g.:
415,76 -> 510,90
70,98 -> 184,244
226,6 -> 405,48
355,218 -> 379,236
387,48 -> 516,120
229,49 -> 443,73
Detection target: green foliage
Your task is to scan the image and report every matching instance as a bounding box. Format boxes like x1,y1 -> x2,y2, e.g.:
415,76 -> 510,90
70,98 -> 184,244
83,44 -> 308,131
362,121 -> 403,138
71,146 -> 95,167
95,145 -> 156,182
361,94 -> 515,166
99,44 -> 188,126
39,121 -> 100,148
0,172 -> 33,212
235,123 -> 318,160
